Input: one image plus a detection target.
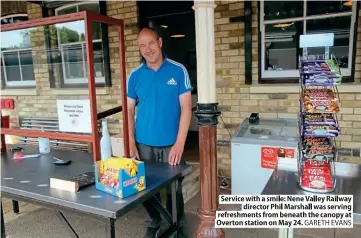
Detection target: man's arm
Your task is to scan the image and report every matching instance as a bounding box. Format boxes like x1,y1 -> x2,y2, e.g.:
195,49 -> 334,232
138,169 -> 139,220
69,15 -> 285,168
175,91 -> 192,147
169,65 -> 193,165
126,70 -> 139,158
127,97 -> 136,146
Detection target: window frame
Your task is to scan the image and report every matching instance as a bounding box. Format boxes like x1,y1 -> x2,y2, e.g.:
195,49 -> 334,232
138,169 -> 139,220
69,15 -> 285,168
54,1 -> 106,86
259,0 -> 358,83
0,13 -> 36,88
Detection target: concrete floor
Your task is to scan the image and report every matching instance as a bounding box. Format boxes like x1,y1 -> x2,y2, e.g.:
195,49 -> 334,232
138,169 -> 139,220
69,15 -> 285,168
2,193 -> 361,238
2,154 -> 361,238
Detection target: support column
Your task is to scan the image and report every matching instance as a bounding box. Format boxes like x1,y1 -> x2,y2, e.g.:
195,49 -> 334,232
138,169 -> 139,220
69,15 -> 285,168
192,1 -> 225,237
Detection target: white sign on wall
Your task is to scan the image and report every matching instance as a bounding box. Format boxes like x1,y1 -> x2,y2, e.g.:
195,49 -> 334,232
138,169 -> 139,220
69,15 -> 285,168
57,99 -> 92,133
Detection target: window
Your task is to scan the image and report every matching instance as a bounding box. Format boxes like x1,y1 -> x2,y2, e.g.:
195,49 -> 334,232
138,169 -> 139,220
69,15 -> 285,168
260,1 -> 358,80
0,14 -> 36,87
55,2 -> 105,85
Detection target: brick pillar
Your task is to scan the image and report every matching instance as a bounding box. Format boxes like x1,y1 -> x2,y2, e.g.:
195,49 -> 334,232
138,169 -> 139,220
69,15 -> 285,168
193,1 -> 225,237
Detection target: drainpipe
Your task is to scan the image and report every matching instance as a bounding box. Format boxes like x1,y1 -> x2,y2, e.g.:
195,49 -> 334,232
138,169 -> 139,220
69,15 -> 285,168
192,1 -> 225,237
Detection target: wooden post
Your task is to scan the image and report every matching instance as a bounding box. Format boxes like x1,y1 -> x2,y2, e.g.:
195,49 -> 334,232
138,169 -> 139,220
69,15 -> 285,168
193,1 -> 225,237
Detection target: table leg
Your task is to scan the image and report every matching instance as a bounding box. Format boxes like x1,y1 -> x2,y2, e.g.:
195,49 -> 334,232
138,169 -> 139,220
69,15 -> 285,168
1,200 -> 6,238
56,211 -> 79,238
105,219 -> 115,238
288,228 -> 294,238
12,200 -> 19,214
171,181 -> 178,238
278,228 -> 294,238
279,228 -> 285,238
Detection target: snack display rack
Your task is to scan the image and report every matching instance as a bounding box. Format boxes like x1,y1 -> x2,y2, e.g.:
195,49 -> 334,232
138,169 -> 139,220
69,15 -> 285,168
296,51 -> 342,193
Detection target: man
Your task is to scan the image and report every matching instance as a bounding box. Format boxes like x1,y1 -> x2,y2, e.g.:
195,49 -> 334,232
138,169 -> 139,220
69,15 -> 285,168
127,27 -> 193,238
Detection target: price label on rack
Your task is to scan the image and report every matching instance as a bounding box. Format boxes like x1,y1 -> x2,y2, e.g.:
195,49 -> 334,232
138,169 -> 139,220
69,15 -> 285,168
261,147 -> 295,169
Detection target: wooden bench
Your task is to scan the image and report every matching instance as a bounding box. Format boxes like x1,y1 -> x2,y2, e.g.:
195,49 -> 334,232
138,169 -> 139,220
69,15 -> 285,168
18,117 -> 101,152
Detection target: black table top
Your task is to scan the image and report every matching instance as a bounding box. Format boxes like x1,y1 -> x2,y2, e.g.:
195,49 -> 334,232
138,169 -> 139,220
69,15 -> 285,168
1,145 -> 192,219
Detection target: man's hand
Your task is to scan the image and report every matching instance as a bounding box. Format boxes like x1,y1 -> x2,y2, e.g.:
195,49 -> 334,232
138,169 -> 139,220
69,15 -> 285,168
168,142 -> 184,165
130,142 -> 140,160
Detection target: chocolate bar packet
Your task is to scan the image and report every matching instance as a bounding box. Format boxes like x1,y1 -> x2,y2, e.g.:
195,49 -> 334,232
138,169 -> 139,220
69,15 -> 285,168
300,175 -> 334,190
303,125 -> 339,137
304,160 -> 330,168
303,99 -> 340,113
302,152 -> 335,162
302,73 -> 341,86
304,113 -> 336,126
301,60 -> 340,73
302,61 -> 330,70
303,137 -> 331,146
303,145 -> 335,155
302,144 -> 335,161
302,145 -> 335,156
303,89 -> 335,100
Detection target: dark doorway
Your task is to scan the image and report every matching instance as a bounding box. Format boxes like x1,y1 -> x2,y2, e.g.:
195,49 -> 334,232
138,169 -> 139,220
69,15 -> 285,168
138,1 -> 199,163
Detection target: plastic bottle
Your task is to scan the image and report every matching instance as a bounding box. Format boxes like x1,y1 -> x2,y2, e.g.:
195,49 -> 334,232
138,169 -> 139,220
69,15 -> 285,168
38,127 -> 50,154
100,120 -> 112,160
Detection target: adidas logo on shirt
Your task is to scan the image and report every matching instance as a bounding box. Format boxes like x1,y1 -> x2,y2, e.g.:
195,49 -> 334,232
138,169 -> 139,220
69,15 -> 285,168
167,78 -> 177,85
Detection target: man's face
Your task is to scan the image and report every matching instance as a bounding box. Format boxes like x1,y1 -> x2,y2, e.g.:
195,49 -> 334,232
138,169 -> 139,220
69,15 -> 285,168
138,30 -> 163,64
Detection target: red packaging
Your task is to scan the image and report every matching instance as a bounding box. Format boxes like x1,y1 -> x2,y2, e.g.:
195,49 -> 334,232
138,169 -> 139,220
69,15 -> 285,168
304,160 -> 330,169
303,167 -> 331,175
301,175 -> 333,189
303,160 -> 331,172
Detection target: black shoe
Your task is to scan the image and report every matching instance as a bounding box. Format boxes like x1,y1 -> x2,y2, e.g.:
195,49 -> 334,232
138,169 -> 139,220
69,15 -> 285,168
143,226 -> 161,238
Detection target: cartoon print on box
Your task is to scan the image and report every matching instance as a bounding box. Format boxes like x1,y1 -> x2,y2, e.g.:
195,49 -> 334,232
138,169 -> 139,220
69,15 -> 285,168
125,160 -> 138,177
135,176 -> 145,191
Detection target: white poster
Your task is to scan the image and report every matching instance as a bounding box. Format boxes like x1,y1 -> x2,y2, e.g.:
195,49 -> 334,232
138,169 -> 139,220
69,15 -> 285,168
57,99 -> 92,133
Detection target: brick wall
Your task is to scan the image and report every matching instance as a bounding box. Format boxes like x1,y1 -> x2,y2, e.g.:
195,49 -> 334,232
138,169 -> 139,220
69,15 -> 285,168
1,1 -> 360,174
1,1 -> 27,17
1,2 -> 141,139
215,1 -> 361,176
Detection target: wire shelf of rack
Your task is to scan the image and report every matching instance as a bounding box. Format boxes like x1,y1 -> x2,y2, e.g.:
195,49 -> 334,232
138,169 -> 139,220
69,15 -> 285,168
295,53 -> 342,194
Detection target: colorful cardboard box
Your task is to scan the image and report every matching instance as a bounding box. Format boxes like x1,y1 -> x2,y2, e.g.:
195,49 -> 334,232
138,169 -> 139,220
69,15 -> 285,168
94,157 -> 146,198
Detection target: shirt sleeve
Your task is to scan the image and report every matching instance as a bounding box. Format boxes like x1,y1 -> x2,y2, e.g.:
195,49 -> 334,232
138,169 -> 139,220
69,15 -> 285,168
178,65 -> 193,95
127,71 -> 137,100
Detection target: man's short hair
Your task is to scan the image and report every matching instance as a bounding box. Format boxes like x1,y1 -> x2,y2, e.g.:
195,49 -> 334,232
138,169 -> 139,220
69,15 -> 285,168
137,26 -> 160,39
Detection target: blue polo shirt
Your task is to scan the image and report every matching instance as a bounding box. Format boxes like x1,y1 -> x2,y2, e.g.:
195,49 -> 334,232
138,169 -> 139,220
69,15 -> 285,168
127,58 -> 193,147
